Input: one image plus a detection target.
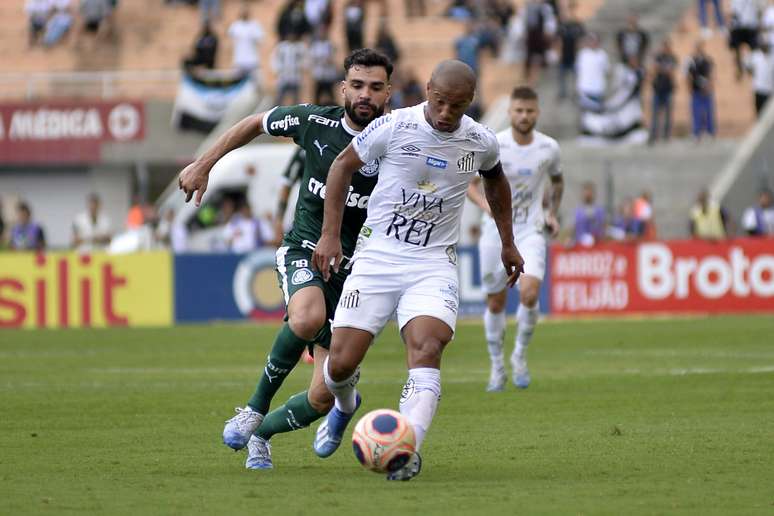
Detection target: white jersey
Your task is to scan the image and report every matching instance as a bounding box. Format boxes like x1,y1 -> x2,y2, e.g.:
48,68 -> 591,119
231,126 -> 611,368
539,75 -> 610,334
352,102 -> 500,263
481,129 -> 561,241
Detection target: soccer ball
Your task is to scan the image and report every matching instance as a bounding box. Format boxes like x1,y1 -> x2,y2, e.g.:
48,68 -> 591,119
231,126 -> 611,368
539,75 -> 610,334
351,409 -> 416,473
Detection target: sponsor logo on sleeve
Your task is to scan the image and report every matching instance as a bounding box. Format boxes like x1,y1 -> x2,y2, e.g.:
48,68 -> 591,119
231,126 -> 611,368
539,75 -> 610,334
269,114 -> 300,132
355,114 -> 391,145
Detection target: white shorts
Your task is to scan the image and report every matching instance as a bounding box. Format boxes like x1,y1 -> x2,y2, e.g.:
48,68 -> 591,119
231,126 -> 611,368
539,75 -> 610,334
479,231 -> 546,294
332,254 -> 459,336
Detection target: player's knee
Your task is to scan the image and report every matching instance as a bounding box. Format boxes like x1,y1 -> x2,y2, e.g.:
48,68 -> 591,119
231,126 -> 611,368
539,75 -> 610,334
308,388 -> 334,413
288,310 -> 326,340
409,338 -> 445,368
520,289 -> 539,308
327,348 -> 358,381
487,295 -> 506,313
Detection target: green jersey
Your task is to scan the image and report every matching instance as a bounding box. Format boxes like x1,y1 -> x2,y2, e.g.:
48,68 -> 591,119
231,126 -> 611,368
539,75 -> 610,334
264,104 -> 379,256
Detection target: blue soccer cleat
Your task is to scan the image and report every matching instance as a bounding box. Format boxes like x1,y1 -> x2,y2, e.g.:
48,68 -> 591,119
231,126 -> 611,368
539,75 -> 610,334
245,435 -> 273,470
313,393 -> 361,458
511,353 -> 531,389
223,407 -> 264,450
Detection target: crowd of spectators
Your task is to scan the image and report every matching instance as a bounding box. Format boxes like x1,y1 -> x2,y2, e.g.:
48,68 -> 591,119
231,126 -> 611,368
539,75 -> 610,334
25,0 -> 116,48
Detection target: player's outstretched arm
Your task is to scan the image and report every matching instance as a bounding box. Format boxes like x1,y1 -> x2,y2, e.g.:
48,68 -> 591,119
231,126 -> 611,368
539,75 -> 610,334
178,113 -> 268,206
312,143 -> 364,281
481,162 -> 524,287
546,174 -> 564,238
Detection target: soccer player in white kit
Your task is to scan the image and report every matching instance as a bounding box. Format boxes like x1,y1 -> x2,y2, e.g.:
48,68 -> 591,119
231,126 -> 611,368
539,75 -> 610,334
311,60 -> 524,480
467,86 -> 564,391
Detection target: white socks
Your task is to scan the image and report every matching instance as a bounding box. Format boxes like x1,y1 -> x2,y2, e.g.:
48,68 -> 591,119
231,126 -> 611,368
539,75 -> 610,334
399,368 -> 441,451
514,303 -> 539,359
323,356 -> 360,414
484,308 -> 506,370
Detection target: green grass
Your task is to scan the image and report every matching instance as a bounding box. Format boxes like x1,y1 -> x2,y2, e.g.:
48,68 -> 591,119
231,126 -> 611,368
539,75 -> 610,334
1,315 -> 773,515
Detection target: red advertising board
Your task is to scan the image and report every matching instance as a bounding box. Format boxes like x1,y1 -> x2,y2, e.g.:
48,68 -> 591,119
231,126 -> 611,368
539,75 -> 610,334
550,238 -> 774,315
0,100 -> 145,163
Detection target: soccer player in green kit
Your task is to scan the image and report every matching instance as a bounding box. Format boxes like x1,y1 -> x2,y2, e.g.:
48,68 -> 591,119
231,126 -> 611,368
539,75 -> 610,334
178,49 -> 393,470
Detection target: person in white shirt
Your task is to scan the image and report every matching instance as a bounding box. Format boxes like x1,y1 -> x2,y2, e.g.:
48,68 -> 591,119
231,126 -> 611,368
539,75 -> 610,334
742,189 -> 774,235
311,60 -> 524,481
272,32 -> 307,105
763,0 -> 774,46
467,85 -> 563,391
223,203 -> 259,253
730,0 -> 763,80
26,0 -> 51,46
228,5 -> 264,78
309,25 -> 339,104
745,41 -> 774,115
576,33 -> 610,110
72,193 -> 112,252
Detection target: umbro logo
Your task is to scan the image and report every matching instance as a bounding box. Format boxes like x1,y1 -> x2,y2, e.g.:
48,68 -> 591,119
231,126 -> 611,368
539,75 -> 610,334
401,144 -> 421,157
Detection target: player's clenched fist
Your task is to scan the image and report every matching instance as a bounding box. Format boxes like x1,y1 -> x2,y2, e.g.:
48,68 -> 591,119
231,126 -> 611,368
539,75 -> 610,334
178,160 -> 212,207
502,244 -> 524,288
312,233 -> 343,282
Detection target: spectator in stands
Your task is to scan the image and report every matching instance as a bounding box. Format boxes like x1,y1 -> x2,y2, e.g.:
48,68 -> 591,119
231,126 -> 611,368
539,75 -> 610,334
689,188 -> 730,239
277,0 -> 311,40
523,0 -> 556,83
745,40 -> 774,115
199,0 -> 220,24
228,4 -> 265,78
72,193 -> 112,252
26,0 -> 51,46
0,200 -> 5,245
455,19 -> 482,74
10,202 -> 46,251
79,0 -> 110,39
609,197 -> 644,241
742,188 -> 774,235
557,1 -> 585,100
649,39 -> 678,144
125,194 -> 146,230
576,33 -> 609,110
617,13 -> 649,65
375,19 -> 401,66
223,202 -> 258,253
400,67 -> 424,105
729,0 -> 762,81
304,0 -> 332,31
764,0 -> 774,47
43,5 -> 73,47
634,190 -> 657,238
500,6 -> 525,65
309,25 -> 339,105
698,0 -> 726,38
686,40 -> 716,141
574,182 -> 606,247
344,0 -> 365,53
184,22 -> 219,69
272,32 -> 307,105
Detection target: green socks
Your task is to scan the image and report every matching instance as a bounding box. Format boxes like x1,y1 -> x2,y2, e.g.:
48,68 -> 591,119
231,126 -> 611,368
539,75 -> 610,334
256,391 -> 326,440
247,324 -> 311,414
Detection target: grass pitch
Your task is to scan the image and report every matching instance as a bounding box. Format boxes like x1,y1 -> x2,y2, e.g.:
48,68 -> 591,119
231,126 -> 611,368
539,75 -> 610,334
1,315 -> 773,515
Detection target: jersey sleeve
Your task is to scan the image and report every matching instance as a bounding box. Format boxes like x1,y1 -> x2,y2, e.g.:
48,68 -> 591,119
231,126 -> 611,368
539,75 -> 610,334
548,140 -> 563,177
262,104 -> 313,143
479,127 -> 501,172
351,114 -> 394,164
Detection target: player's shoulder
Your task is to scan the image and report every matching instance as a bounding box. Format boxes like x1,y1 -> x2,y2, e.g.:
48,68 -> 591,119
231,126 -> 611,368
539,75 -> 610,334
534,130 -> 560,153
495,128 -> 513,145
461,115 -> 498,147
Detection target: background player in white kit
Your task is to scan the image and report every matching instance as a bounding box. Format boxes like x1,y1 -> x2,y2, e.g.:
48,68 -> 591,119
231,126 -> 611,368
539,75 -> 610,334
467,86 -> 564,391
311,60 -> 524,480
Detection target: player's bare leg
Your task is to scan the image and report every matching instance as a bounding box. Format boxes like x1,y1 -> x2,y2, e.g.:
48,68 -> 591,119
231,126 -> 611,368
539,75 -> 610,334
387,316 -> 451,480
484,290 -> 508,392
512,275 -> 540,389
246,345 -> 334,469
223,287 -> 326,450
314,327 -> 372,457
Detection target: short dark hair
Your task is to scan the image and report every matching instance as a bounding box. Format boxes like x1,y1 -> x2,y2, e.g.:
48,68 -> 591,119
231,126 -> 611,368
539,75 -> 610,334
17,201 -> 31,215
344,48 -> 393,80
511,86 -> 538,101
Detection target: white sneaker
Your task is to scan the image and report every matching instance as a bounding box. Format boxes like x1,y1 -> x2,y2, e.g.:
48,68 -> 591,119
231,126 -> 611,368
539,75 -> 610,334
222,407 -> 264,450
486,365 -> 506,392
245,435 -> 273,469
511,353 -> 530,389
386,452 -> 422,481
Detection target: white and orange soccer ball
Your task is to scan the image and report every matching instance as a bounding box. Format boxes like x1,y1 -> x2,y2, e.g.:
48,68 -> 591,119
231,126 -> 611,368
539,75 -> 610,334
351,409 -> 416,473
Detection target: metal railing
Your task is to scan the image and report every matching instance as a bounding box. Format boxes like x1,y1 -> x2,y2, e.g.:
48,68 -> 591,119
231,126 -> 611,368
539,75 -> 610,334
0,69 -> 182,100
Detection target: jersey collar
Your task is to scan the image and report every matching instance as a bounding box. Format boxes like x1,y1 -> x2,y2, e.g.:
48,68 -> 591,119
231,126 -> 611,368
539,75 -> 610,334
340,117 -> 360,136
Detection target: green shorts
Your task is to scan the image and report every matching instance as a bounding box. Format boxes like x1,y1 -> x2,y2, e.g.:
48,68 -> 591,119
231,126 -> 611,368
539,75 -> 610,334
275,241 -> 349,350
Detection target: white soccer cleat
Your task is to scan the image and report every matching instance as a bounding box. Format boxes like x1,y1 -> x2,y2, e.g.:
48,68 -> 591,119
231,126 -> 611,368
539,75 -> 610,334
486,366 -> 506,392
222,407 -> 264,450
386,452 -> 422,481
245,435 -> 273,470
511,353 -> 530,389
